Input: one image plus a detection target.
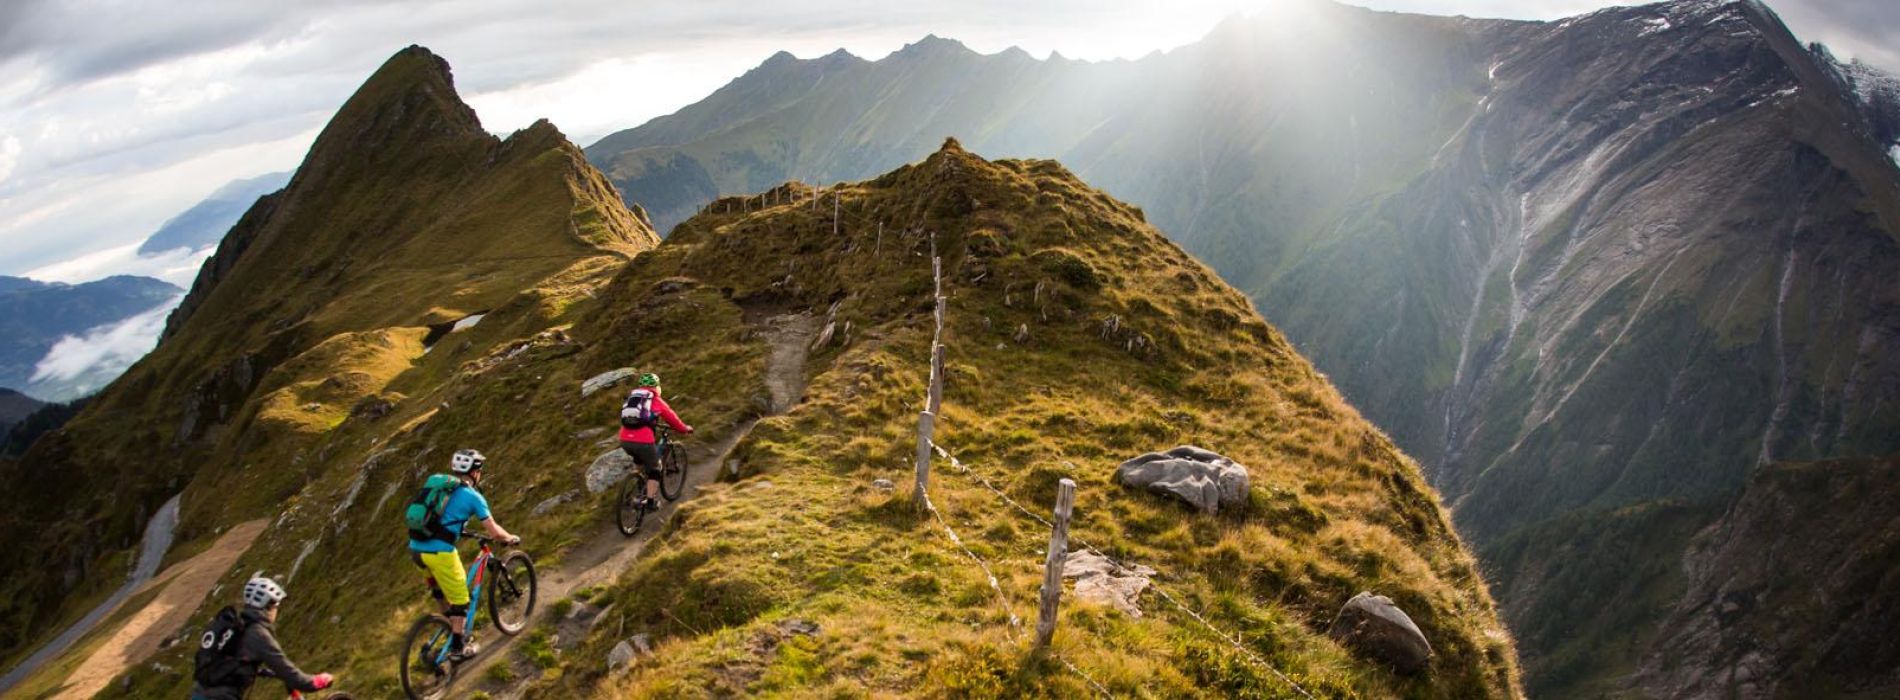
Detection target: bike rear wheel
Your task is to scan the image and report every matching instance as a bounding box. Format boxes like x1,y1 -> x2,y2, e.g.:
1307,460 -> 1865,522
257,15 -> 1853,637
398,615 -> 455,700
616,473 -> 647,536
660,443 -> 689,501
489,551 -> 538,635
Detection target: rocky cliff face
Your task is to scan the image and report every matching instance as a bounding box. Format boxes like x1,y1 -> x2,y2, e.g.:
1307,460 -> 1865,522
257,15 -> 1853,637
0,45 -> 656,665
1635,453 -> 1900,699
582,2 -> 1900,692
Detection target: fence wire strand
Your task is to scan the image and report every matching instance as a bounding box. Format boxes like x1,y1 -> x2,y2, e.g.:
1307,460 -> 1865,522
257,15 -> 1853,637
930,442 -> 1320,700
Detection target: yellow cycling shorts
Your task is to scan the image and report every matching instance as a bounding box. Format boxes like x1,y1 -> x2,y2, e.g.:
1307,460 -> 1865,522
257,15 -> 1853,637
411,549 -> 470,606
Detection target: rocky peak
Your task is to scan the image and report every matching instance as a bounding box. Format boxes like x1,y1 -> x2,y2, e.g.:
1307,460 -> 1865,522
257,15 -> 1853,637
892,34 -> 974,60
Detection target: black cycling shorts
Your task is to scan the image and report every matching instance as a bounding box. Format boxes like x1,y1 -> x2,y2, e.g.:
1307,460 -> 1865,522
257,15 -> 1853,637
621,441 -> 662,480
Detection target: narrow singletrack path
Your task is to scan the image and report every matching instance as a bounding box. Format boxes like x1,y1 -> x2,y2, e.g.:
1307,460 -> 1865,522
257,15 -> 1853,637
462,311 -> 817,697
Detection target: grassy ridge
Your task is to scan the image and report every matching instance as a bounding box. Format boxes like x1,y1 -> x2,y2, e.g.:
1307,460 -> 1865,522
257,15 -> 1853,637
529,141 -> 1519,697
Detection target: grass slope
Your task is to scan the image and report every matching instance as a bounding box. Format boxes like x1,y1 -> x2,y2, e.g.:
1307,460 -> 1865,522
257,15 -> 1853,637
526,141 -> 1519,698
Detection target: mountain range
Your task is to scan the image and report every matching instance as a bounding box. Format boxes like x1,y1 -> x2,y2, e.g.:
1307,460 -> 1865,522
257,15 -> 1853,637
0,275 -> 181,401
136,171 -> 294,256
583,0 -> 1900,695
0,46 -> 1522,698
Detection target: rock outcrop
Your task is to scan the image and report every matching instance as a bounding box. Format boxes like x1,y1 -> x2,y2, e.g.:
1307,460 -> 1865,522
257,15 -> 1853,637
1329,592 -> 1435,675
1114,446 -> 1250,514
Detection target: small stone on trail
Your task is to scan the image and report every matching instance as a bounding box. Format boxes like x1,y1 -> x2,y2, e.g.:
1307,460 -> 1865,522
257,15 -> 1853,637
871,478 -> 895,492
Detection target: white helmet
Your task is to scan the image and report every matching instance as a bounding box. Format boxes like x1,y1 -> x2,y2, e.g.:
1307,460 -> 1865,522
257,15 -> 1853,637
451,448 -> 486,474
243,577 -> 287,609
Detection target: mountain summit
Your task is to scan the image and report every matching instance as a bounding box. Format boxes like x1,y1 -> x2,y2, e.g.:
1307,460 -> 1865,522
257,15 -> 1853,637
0,44 -> 656,669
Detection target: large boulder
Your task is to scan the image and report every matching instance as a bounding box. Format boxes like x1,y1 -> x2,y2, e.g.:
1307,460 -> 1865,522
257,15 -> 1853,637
1114,446 -> 1250,514
1062,550 -> 1157,616
1327,592 -> 1433,674
585,448 -> 634,493
581,367 -> 638,398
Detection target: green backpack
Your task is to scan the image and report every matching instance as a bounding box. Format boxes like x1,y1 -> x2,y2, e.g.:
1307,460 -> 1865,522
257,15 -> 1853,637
405,474 -> 463,543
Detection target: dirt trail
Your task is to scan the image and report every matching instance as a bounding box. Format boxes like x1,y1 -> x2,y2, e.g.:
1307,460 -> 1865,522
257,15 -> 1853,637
51,519 -> 269,700
461,312 -> 816,697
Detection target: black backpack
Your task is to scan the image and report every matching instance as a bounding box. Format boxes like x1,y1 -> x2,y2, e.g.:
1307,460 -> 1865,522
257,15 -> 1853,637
193,606 -> 254,689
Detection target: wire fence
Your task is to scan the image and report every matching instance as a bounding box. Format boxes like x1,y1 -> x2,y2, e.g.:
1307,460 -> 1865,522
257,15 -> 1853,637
901,221 -> 1321,699
712,175 -> 1320,699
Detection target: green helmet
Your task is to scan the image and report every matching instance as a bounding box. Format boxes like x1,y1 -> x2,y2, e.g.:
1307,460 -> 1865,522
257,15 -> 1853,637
638,373 -> 661,387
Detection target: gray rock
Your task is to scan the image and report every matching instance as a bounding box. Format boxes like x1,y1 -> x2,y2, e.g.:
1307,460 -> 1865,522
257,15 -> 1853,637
631,633 -> 653,655
533,489 -> 583,515
581,368 -> 638,398
585,449 -> 635,493
871,478 -> 895,492
1327,592 -> 1433,675
607,640 -> 636,671
1062,550 -> 1157,617
574,426 -> 608,440
1114,446 -> 1251,514
780,619 -> 821,637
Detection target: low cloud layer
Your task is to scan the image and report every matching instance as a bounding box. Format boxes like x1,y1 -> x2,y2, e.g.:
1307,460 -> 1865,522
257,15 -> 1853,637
29,295 -> 181,400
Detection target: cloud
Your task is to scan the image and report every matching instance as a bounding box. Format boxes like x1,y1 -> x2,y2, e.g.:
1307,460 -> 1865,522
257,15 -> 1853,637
24,242 -> 212,287
28,294 -> 181,399
0,135 -> 17,185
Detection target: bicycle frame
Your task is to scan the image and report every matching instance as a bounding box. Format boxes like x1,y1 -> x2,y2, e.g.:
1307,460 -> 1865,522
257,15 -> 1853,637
421,539 -> 497,668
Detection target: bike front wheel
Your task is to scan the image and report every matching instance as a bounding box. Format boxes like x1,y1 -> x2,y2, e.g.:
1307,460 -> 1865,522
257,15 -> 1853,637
616,474 -> 646,536
489,551 -> 538,635
398,615 -> 455,700
660,443 -> 689,501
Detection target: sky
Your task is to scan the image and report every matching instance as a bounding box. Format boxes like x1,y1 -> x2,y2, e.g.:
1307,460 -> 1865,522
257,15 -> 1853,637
1,0 -> 1896,285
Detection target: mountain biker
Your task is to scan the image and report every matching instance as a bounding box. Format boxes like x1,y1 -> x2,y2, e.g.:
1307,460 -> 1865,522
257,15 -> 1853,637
408,448 -> 519,661
620,373 -> 693,510
189,577 -> 336,699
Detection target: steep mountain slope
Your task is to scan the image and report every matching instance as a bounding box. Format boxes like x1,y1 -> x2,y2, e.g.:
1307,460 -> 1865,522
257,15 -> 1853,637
0,274 -> 181,400
583,1 -> 1900,691
0,44 -> 657,672
136,171 -> 294,256
1635,453 -> 1900,699
521,141 -> 1521,698
67,134 -> 1523,697
0,388 -> 44,431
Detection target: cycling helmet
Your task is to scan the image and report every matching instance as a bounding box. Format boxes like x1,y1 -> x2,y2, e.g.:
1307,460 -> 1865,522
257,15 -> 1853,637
243,577 -> 287,609
637,373 -> 661,387
451,448 -> 486,474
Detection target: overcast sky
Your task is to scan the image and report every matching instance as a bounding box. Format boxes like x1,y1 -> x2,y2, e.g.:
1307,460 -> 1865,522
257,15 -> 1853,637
2,0 -> 1895,283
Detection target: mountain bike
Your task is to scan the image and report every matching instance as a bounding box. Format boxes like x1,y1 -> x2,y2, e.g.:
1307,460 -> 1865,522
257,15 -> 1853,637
398,535 -> 537,700
615,426 -> 689,536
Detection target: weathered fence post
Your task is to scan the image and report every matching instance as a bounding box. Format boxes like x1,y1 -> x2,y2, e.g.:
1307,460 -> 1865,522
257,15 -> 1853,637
1036,478 -> 1077,649
927,342 -> 945,414
914,411 -> 936,510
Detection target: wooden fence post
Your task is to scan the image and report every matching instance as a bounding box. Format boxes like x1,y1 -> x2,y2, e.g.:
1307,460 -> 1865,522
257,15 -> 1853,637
914,410 -> 935,510
1036,478 -> 1077,649
927,343 -> 945,414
